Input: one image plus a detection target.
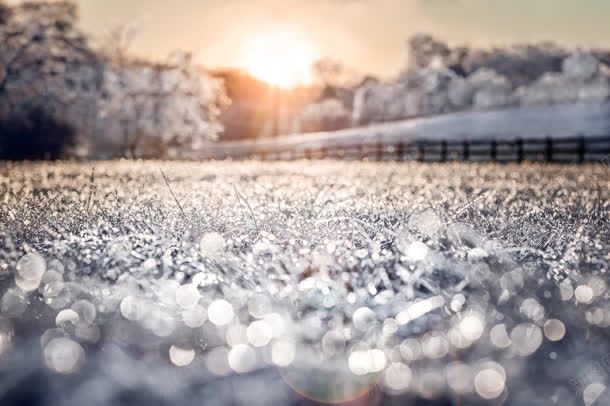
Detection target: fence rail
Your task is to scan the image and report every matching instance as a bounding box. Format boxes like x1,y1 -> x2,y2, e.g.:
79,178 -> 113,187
207,134 -> 610,164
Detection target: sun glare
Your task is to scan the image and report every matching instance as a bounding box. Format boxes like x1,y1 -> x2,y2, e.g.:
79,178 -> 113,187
238,26 -> 320,88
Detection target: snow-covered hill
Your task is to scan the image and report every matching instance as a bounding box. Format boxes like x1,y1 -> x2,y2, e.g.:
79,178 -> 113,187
203,101 -> 610,158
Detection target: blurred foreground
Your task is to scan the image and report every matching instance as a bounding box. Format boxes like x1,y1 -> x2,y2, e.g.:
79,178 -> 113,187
0,161 -> 608,405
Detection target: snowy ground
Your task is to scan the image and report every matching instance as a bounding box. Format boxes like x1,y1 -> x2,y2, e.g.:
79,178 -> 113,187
0,160 -> 609,405
202,101 -> 610,159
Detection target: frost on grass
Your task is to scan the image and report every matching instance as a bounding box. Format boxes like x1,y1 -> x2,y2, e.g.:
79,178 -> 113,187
0,161 -> 608,405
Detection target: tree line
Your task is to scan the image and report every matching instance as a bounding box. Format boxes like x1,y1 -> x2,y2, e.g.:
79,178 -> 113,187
0,1 -> 227,160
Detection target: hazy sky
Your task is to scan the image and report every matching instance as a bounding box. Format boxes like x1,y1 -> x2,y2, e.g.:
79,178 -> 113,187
68,0 -> 610,77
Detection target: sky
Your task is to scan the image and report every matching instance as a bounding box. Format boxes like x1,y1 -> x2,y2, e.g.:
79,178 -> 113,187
60,0 -> 610,78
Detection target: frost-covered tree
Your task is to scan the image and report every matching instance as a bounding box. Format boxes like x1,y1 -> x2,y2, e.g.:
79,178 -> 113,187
311,57 -> 361,111
516,50 -> 610,106
350,35 -> 610,126
98,52 -> 228,157
313,58 -> 359,89
407,33 -> 451,71
0,1 -> 228,159
353,66 -> 465,124
297,98 -> 351,133
0,1 -> 101,158
0,1 -> 101,110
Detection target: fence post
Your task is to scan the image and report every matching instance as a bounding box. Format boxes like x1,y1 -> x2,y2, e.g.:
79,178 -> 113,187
440,140 -> 448,162
578,135 -> 585,163
376,136 -> 383,161
417,143 -> 425,162
516,138 -> 524,163
490,140 -> 497,161
337,145 -> 345,159
463,140 -> 469,161
545,136 -> 553,162
396,142 -> 404,161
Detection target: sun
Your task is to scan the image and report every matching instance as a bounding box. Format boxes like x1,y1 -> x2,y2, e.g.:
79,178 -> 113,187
238,25 -> 320,88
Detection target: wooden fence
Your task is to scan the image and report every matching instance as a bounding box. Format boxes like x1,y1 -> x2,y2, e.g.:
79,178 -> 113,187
214,134 -> 610,164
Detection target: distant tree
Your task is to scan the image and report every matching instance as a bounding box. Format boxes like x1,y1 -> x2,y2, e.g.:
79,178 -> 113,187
0,1 -> 102,112
311,58 -> 361,113
211,68 -> 320,140
210,69 -> 271,141
0,1 -> 102,158
98,52 -> 228,157
0,1 -> 228,159
99,24 -> 138,64
313,58 -> 346,88
312,57 -> 360,89
297,98 -> 351,133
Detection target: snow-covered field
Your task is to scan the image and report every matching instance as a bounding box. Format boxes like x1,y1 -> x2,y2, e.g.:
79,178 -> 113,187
203,101 -> 610,159
0,160 -> 608,405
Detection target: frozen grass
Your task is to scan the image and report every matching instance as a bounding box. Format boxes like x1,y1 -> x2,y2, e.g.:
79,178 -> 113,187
0,160 -> 608,405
